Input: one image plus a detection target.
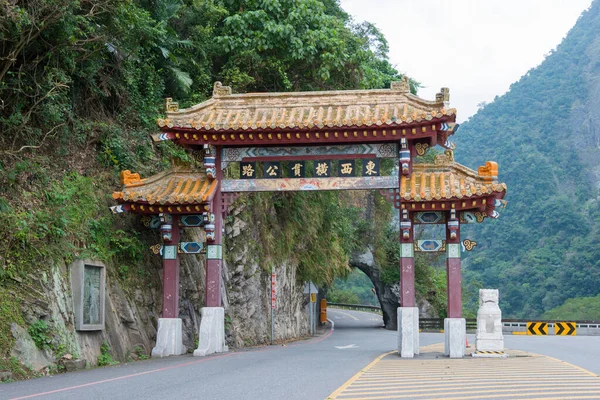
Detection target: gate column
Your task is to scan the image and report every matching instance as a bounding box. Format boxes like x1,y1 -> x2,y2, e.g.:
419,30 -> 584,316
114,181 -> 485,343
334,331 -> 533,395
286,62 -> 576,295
195,146 -> 228,356
152,214 -> 186,357
444,209 -> 466,358
398,207 -> 419,358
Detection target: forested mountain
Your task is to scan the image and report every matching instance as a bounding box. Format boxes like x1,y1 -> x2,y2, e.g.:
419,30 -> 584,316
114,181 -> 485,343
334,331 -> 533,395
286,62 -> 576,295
0,0 -> 412,377
0,0 -> 405,287
455,1 -> 600,318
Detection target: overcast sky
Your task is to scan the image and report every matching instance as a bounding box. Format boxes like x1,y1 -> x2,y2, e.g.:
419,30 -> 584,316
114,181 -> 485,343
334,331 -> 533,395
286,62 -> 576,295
339,0 -> 593,122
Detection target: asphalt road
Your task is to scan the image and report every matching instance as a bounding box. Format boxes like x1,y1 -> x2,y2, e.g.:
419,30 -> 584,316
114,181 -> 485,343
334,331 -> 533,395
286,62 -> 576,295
2,310 -> 600,400
0,309 -> 406,400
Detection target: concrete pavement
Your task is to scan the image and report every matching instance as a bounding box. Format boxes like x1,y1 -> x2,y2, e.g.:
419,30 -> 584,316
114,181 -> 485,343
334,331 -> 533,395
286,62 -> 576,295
2,309 -> 600,400
328,343 -> 600,399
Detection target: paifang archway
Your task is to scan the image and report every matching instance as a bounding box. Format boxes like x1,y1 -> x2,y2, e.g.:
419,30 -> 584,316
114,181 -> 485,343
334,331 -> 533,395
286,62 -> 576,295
111,79 -> 507,359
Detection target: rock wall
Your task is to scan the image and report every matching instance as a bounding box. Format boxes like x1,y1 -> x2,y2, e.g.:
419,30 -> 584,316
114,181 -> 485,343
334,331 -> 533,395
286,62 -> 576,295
9,202 -> 309,376
222,204 -> 309,348
351,247 -> 439,330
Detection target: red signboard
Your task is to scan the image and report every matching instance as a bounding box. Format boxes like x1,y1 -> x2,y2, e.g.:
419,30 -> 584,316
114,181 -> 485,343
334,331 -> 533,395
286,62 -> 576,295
271,273 -> 276,309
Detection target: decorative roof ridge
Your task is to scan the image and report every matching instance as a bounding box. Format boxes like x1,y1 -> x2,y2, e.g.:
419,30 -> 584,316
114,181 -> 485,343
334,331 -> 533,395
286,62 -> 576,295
120,166 -> 205,188
164,83 -> 447,118
412,160 -> 499,181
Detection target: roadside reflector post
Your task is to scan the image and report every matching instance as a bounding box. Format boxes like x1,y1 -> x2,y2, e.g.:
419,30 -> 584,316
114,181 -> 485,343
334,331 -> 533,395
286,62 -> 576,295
320,299 -> 327,324
304,282 -> 318,336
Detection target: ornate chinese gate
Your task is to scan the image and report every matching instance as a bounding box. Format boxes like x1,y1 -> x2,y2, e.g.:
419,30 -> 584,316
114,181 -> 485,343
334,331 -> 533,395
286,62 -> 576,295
111,78 -> 506,358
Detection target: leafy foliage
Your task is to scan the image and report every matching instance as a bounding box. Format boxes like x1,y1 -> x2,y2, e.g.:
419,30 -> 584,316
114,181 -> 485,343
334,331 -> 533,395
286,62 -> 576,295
455,2 -> 600,317
329,269 -> 378,306
28,320 -> 52,351
0,0 -> 419,372
542,294 -> 600,320
97,341 -> 118,366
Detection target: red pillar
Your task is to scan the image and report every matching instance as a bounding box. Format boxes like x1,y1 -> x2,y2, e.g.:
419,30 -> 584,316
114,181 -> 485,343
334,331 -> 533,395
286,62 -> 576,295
205,148 -> 222,308
162,215 -> 180,318
399,210 -> 415,307
446,212 -> 462,318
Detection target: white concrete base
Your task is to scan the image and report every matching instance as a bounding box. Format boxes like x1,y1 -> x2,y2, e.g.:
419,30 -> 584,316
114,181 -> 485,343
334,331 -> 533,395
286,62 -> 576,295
194,307 -> 229,357
472,351 -> 507,358
476,337 -> 504,351
444,318 -> 466,358
151,318 -> 186,358
413,309 -> 420,355
398,307 -> 419,358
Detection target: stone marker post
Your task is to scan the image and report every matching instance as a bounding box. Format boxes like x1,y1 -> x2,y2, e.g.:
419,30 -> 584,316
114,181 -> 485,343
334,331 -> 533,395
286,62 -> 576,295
475,289 -> 504,351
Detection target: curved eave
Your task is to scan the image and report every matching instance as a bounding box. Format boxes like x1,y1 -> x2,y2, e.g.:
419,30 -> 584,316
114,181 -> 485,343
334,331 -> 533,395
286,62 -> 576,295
158,111 -> 457,133
111,168 -> 218,212
113,202 -> 212,215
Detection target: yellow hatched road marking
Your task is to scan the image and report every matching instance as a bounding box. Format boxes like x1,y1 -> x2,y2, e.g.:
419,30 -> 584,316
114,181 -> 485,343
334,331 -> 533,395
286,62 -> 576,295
327,344 -> 600,400
346,381 -> 600,391
336,389 -> 600,400
326,351 -> 394,400
343,384 -> 600,396
350,378 -> 600,386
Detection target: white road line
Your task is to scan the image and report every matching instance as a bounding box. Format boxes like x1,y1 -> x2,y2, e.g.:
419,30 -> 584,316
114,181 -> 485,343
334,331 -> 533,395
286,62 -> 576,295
334,311 -> 359,321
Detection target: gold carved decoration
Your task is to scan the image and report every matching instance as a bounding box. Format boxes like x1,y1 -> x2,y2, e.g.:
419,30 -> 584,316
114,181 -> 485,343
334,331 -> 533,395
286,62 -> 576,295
165,98 -> 179,112
390,76 -> 411,93
120,170 -> 142,185
436,87 -> 450,103
213,81 -> 232,97
150,244 -> 162,255
463,239 -> 477,251
415,142 -> 429,156
191,150 -> 204,166
474,212 -> 487,223
478,161 -> 498,183
434,149 -> 455,165
140,216 -> 151,228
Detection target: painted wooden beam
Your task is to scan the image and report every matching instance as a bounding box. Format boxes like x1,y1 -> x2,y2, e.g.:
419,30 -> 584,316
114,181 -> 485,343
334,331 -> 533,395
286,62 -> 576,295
169,126 -> 441,147
221,176 -> 398,192
222,143 -> 398,162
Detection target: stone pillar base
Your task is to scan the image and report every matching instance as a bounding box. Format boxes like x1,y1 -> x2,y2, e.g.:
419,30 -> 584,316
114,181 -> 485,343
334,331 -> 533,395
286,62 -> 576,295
398,307 -> 419,358
194,307 -> 229,357
444,318 -> 466,358
475,337 -> 504,351
151,318 -> 186,358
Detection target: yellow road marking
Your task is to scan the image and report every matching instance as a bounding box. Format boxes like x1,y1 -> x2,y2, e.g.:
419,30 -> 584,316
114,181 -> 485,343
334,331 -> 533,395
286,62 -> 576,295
541,354 -> 599,377
328,343 -> 600,400
344,383 -> 600,395
326,351 -> 393,399
339,389 -> 600,400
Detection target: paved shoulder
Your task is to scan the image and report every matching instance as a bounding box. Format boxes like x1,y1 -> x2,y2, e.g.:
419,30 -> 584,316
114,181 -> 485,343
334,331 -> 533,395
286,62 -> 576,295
328,344 -> 600,400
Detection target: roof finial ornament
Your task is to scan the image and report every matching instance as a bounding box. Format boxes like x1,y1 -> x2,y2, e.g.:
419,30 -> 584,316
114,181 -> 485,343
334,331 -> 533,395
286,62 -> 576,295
434,149 -> 455,165
213,81 -> 232,97
436,87 -> 450,106
165,98 -> 179,112
390,76 -> 410,93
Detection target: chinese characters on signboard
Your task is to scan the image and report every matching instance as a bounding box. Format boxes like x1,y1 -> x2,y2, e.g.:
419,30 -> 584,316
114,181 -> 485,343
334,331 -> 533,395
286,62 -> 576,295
239,159 -> 379,179
240,162 -> 256,179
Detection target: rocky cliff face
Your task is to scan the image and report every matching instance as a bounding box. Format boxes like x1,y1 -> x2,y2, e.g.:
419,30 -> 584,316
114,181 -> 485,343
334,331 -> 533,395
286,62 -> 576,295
7,201 -> 308,377
351,247 -> 439,330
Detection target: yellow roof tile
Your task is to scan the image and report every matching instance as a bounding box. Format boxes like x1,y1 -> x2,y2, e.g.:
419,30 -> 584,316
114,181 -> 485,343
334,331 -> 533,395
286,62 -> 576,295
112,168 -> 216,206
158,82 -> 456,132
400,159 -> 506,202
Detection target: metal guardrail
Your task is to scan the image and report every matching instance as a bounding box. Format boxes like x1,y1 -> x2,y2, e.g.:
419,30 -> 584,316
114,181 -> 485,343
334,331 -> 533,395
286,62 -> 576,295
325,303 -> 600,335
327,302 -> 381,313
420,318 -> 478,331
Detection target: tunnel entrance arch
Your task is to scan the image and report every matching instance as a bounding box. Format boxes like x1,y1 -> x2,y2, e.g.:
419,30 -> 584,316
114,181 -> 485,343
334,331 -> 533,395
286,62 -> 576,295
111,79 -> 506,358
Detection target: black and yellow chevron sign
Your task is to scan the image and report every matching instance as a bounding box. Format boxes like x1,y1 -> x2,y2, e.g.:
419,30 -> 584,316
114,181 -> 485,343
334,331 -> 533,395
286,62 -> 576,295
527,322 -> 548,335
555,322 -> 576,336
